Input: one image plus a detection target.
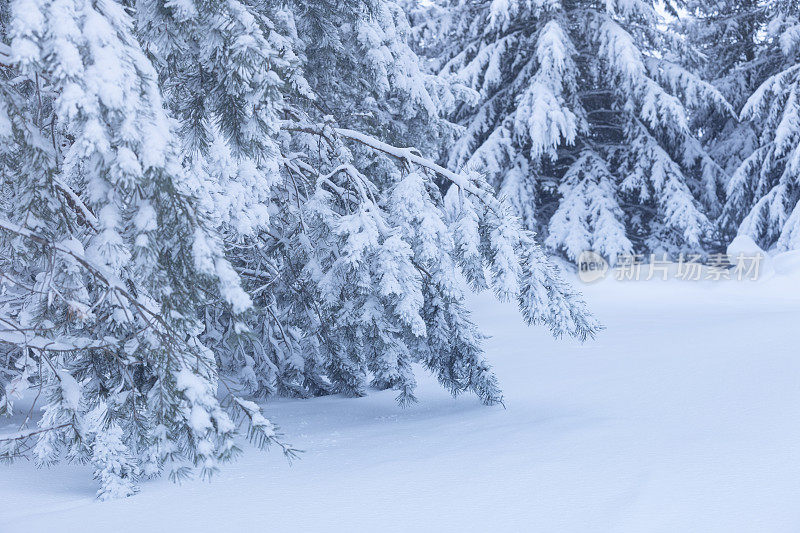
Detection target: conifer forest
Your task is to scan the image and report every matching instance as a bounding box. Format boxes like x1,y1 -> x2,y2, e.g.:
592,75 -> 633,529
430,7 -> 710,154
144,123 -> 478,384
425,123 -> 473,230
1,0 -> 800,530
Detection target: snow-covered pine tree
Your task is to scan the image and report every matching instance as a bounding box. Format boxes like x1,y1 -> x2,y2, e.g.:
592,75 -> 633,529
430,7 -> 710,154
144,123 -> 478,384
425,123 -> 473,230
0,0 -> 283,498
715,0 -> 800,250
683,0 -> 765,180
2,0 -> 601,498
237,0 -> 599,405
141,0 -> 599,407
408,0 -> 733,262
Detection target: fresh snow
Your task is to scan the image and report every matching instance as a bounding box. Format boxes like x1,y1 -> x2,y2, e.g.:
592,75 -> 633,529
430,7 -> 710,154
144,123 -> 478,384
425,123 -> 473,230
2,265 -> 800,531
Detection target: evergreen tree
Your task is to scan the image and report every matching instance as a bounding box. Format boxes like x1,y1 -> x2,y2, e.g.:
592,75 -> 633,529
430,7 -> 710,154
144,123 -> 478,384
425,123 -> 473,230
712,0 -> 800,250
1,0 -> 600,497
0,0 -> 281,496
408,0 -> 733,262
683,0 -> 765,180
169,0 -> 600,405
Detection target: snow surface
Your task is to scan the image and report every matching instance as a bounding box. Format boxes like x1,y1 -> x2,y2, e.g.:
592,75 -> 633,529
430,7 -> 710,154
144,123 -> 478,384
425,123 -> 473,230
3,263 -> 800,532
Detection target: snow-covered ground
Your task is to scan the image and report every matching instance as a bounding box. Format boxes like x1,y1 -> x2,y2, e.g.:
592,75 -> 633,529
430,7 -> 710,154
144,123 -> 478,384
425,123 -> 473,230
3,256 -> 800,532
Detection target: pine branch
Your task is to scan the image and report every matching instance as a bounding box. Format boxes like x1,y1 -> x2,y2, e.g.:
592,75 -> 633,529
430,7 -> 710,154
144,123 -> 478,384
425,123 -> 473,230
283,122 -> 483,196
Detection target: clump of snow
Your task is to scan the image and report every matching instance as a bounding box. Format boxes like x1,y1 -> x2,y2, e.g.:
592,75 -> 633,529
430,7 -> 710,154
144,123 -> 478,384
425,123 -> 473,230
727,235 -> 775,278
56,370 -> 80,412
727,234 -> 762,257
771,250 -> 800,277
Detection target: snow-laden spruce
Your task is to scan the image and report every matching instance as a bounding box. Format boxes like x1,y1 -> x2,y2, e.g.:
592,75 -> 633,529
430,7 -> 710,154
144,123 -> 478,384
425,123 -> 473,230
681,0 -> 764,181
407,0 -> 734,262
699,0 -> 800,250
0,0 -> 598,498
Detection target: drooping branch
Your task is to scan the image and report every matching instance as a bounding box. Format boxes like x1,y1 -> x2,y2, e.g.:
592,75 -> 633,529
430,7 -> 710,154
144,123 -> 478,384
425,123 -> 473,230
282,122 -> 486,198
281,121 -> 600,341
53,177 -> 98,230
0,423 -> 74,443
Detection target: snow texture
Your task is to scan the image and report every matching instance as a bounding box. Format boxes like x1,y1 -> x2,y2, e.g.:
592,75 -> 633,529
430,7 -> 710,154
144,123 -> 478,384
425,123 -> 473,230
2,264 -> 800,531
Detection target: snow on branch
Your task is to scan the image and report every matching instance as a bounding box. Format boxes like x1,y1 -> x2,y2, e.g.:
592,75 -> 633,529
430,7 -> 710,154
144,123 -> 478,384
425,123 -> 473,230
53,177 -> 98,230
0,218 -> 188,360
285,123 -> 481,193
0,329 -> 114,352
283,121 -> 601,341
